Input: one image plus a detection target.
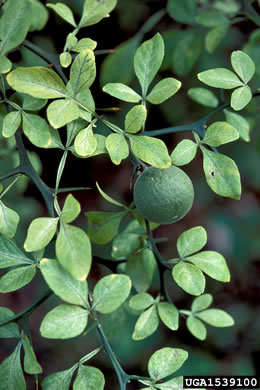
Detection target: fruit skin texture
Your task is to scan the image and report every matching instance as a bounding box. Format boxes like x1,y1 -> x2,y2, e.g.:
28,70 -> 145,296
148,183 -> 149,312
133,165 -> 194,224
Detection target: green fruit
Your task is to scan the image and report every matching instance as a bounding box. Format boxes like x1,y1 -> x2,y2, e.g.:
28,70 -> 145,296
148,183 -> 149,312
133,165 -> 194,224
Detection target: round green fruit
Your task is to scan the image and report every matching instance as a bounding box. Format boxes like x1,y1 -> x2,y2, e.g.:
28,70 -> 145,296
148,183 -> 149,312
133,165 -> 194,224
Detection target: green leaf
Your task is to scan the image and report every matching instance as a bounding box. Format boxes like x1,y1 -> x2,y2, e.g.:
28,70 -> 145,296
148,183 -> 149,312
47,99 -> 80,128
205,25 -> 229,53
172,262 -> 205,296
22,112 -> 52,148
177,226 -> 207,258
2,111 -> 21,138
126,249 -> 157,292
231,85 -> 252,111
129,292 -> 155,311
73,365 -> 105,390
231,50 -> 255,83
198,68 -> 243,89
41,366 -> 77,390
93,274 -> 131,314
76,88 -> 95,114
74,124 -> 98,157
56,223 -> 92,281
112,220 -> 146,259
132,305 -> 159,340
0,236 -> 33,269
202,121 -> 239,147
79,347 -> 102,364
156,376 -> 184,390
40,304 -> 88,339
188,88 -> 218,108
100,36 -> 140,86
22,94 -> 47,111
167,0 -> 197,24
128,135 -> 171,168
105,133 -> 129,164
0,0 -> 30,55
146,78 -> 181,104
134,33 -> 164,95
148,347 -> 188,379
0,201 -> 19,238
112,231 -> 144,260
196,309 -> 234,327
48,127 -> 64,149
172,29 -> 203,76
47,3 -> 76,27
66,119 -> 87,146
171,139 -> 197,166
103,83 -> 141,103
201,146 -> 241,200
72,38 -> 97,53
187,315 -> 207,340
7,67 -> 67,99
161,30 -> 183,71
65,33 -> 78,50
29,0 -> 49,32
0,307 -> 20,338
0,265 -> 36,292
196,10 -> 229,27
70,50 -> 96,96
0,343 -> 26,390
224,109 -> 250,142
79,0 -> 117,28
186,251 -> 231,282
157,302 -> 179,331
40,258 -> 88,307
96,182 -> 127,208
86,211 -> 125,244
86,134 -> 106,157
0,55 -> 12,74
23,335 -> 42,374
61,194 -> 81,224
24,217 -> 59,252
125,105 -> 147,134
191,294 -> 213,313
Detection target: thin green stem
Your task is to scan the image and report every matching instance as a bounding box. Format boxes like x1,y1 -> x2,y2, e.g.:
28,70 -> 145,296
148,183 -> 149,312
179,309 -> 191,316
56,186 -> 91,194
139,9 -> 166,35
0,289 -> 53,327
128,375 -> 151,381
0,175 -> 21,199
145,220 -> 173,304
145,220 -> 171,269
13,125 -> 55,217
0,167 -> 22,182
94,49 -> 115,55
54,150 -> 68,215
142,103 -> 229,138
0,74 -> 6,99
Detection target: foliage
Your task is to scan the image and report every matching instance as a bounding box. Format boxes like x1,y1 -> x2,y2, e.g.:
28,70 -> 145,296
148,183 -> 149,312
0,0 -> 259,389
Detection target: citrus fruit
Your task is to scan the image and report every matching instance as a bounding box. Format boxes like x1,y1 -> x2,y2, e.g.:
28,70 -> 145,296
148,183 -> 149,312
133,165 -> 194,224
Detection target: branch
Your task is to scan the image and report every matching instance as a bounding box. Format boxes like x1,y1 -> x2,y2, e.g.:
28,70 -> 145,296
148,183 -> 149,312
142,103 -> 229,138
96,324 -> 129,390
14,131 -> 55,217
0,167 -> 22,182
0,289 -> 53,327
